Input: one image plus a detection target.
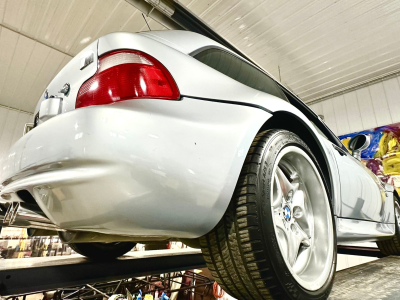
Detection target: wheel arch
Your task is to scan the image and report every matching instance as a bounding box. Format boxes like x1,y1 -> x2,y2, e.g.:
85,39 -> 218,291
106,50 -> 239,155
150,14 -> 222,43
259,111 -> 334,203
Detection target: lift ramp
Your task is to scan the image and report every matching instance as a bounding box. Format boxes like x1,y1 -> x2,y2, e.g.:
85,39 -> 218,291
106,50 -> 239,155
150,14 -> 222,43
1,247 -> 398,299
0,248 -> 206,296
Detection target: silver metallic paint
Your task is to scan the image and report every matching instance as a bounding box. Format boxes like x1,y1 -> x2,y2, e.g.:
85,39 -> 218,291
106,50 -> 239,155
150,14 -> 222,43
1,30 -> 395,242
39,97 -> 62,121
336,217 -> 395,244
1,98 -> 271,238
332,149 -> 394,224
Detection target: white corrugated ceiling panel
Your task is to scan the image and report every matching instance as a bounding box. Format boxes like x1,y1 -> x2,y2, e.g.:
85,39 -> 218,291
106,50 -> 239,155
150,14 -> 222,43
184,0 -> 400,102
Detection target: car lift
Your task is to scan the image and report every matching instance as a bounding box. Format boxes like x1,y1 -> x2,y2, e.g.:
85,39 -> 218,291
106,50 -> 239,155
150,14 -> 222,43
0,249 -> 206,297
0,246 -> 394,299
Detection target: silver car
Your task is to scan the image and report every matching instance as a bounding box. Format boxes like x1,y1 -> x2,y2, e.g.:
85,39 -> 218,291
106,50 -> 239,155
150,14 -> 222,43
0,30 -> 398,299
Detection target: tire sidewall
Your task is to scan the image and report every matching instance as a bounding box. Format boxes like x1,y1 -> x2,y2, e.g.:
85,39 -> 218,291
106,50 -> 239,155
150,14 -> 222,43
67,241 -> 136,259
258,130 -> 337,299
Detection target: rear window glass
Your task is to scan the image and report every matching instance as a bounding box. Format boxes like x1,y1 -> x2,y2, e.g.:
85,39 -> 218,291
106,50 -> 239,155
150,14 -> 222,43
193,48 -> 287,101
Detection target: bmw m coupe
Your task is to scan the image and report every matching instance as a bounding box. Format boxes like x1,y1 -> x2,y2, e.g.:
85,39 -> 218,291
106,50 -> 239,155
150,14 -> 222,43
1,30 -> 399,300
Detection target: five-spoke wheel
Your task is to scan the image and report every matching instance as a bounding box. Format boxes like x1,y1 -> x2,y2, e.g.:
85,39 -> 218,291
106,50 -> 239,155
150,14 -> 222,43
200,130 -> 336,299
271,146 -> 334,291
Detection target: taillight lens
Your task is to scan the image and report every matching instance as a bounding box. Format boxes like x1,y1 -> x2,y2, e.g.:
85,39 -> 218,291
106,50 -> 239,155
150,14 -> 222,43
76,50 -> 180,108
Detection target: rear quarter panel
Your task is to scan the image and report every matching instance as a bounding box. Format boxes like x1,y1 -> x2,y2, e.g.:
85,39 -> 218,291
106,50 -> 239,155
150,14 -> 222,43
97,32 -> 344,221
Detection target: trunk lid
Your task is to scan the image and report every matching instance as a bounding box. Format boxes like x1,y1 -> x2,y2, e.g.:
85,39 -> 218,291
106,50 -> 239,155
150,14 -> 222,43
34,40 -> 99,125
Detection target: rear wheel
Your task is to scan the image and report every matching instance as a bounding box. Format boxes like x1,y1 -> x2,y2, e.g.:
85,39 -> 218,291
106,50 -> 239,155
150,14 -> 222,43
67,242 -> 136,259
200,129 -> 336,299
377,199 -> 400,255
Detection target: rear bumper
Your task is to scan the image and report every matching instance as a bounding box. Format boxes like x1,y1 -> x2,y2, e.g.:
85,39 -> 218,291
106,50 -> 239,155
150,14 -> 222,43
0,98 -> 271,238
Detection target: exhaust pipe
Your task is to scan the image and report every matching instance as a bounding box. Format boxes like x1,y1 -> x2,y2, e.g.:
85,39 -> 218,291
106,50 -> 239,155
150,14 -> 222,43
1,201 -> 60,231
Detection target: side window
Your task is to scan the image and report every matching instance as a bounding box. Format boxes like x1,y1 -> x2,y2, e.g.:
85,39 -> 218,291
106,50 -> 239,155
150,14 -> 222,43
193,48 -> 288,101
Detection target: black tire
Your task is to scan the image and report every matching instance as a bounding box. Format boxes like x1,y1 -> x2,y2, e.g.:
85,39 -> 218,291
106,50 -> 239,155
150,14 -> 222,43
199,129 -> 336,300
68,242 -> 136,259
377,198 -> 400,255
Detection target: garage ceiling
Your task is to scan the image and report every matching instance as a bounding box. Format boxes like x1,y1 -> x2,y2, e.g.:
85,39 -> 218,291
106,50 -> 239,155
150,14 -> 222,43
186,0 -> 400,103
1,0 -> 399,113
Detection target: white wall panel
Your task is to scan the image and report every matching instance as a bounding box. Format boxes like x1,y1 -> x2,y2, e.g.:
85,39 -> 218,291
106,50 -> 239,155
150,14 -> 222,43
355,87 -> 378,130
343,91 -> 363,134
321,99 -> 338,134
309,101 -> 322,116
331,95 -> 350,136
0,106 -> 31,161
309,74 -> 400,136
368,82 -> 392,127
382,77 -> 400,123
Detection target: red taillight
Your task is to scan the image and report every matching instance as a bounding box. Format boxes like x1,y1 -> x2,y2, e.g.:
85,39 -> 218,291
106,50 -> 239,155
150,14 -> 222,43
76,50 -> 180,108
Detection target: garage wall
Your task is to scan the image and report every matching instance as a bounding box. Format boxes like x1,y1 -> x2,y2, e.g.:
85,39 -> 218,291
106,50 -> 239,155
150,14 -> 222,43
0,106 -> 32,160
309,74 -> 400,136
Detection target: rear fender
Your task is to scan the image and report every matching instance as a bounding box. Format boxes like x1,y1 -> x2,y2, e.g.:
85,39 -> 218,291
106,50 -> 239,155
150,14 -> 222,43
260,110 -> 341,216
0,98 -> 272,239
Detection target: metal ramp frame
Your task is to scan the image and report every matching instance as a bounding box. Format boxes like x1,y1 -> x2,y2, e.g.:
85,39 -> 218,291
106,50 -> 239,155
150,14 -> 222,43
0,246 -> 396,299
0,249 -> 206,296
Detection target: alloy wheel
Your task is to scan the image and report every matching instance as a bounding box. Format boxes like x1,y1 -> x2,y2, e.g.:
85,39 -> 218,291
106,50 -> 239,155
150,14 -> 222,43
271,146 -> 334,291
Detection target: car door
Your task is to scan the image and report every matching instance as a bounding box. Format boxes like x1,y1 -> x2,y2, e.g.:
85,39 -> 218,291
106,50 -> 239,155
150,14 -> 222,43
284,94 -> 386,223
307,115 -> 390,223
330,144 -> 387,222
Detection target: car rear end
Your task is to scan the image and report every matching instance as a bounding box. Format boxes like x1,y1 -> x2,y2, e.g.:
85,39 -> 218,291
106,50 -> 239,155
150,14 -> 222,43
0,31 -> 272,239
1,33 -> 183,232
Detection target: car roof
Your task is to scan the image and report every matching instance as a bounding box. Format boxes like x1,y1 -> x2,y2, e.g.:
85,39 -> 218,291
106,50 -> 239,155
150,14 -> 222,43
138,30 -> 232,55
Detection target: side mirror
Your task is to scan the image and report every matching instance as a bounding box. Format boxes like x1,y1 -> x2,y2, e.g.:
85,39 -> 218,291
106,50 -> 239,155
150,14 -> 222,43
348,134 -> 370,161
